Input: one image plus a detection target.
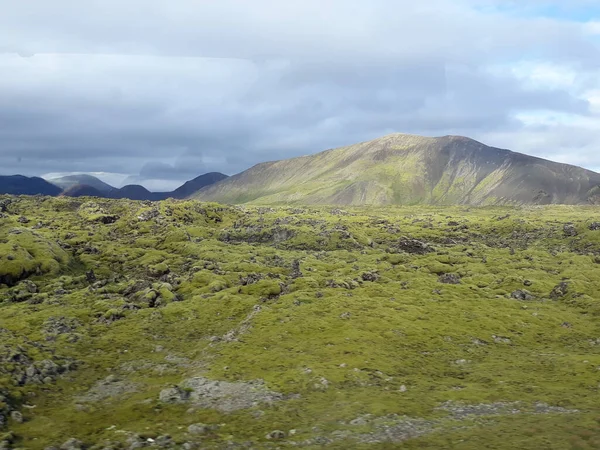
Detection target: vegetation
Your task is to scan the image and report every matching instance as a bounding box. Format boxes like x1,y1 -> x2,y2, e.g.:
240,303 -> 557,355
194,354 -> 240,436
194,134 -> 600,206
1,195 -> 600,449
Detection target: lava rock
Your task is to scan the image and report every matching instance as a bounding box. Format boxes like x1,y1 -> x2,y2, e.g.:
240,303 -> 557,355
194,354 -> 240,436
511,290 -> 534,301
550,281 -> 569,299
438,273 -> 461,285
563,224 -> 578,237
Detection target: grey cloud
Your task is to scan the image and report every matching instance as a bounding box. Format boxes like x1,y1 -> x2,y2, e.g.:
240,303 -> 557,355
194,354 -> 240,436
0,0 -> 599,187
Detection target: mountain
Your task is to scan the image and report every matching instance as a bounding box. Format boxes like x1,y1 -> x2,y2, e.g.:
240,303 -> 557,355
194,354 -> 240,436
60,184 -> 105,198
194,134 -> 600,206
0,175 -> 63,196
47,174 -> 116,194
56,172 -> 229,200
110,184 -> 161,201
170,172 -> 230,198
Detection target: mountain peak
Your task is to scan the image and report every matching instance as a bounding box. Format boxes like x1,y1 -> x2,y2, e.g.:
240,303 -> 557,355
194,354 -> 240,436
194,133 -> 600,206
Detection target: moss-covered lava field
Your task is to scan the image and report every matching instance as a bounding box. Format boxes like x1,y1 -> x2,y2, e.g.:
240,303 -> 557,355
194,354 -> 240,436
1,195 -> 600,449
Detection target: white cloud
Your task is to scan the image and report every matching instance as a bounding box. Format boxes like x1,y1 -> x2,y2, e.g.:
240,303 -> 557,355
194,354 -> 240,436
584,21 -> 600,35
1,0 -> 600,186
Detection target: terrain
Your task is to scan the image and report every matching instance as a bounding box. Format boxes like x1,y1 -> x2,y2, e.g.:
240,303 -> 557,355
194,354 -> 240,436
109,174 -> 230,202
48,176 -> 116,195
195,134 -> 600,206
0,176 -> 62,197
1,195 -> 600,449
0,174 -> 228,202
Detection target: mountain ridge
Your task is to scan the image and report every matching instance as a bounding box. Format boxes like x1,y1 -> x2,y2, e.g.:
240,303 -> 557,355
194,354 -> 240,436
48,174 -> 116,194
0,175 -> 63,196
194,133 -> 600,206
0,172 -> 229,200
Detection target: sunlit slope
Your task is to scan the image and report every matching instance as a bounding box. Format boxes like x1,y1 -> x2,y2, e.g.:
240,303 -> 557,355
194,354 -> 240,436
194,134 -> 600,205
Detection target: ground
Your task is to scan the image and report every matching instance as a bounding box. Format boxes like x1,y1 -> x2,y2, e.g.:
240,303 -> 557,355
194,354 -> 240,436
1,195 -> 600,449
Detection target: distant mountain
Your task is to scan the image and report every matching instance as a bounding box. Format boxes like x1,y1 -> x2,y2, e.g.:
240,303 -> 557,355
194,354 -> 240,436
110,185 -> 161,201
47,174 -> 116,194
53,172 -> 229,200
194,134 -> 600,206
60,184 -> 105,198
0,175 -> 63,196
170,172 -> 230,198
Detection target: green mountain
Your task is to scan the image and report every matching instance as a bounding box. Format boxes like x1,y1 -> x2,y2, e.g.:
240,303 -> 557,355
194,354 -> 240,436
194,134 -> 600,205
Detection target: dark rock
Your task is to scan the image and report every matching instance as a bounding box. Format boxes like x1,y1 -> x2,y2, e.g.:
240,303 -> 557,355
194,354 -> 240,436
290,260 -> 303,279
523,280 -> 533,286
239,273 -> 263,286
438,273 -> 461,285
97,215 -> 119,224
397,238 -> 433,255
361,272 -> 379,282
17,216 -> 30,224
86,270 -> 96,283
82,245 -> 100,255
266,430 -> 286,440
563,224 -> 578,237
550,282 -> 569,299
0,199 -> 12,213
590,222 -> 600,231
511,290 -> 534,301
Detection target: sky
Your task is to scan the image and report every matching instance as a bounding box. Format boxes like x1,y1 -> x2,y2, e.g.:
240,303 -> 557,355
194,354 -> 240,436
1,1 -> 599,191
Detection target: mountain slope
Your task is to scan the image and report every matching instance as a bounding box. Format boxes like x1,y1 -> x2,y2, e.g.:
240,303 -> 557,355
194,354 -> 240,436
60,184 -> 105,198
194,134 -> 600,206
47,174 -> 116,194
170,172 -> 229,198
110,184 -> 161,201
0,175 -> 63,196
56,173 -> 229,200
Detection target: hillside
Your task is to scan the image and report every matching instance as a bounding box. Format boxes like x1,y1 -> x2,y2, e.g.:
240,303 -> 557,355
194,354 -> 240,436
47,174 -> 116,194
57,173 -> 230,200
60,184 -> 106,198
110,184 -> 162,201
170,172 -> 230,199
195,134 -> 600,206
0,175 -> 63,196
1,196 -> 600,449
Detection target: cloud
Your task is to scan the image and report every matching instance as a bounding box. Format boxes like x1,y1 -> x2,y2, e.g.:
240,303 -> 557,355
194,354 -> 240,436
1,0 -> 599,188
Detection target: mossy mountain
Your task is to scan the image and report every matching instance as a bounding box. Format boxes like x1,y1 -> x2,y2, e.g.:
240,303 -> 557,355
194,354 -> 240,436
195,134 -> 600,205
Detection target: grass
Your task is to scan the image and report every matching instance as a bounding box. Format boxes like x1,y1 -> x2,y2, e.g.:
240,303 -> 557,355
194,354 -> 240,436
0,196 -> 599,449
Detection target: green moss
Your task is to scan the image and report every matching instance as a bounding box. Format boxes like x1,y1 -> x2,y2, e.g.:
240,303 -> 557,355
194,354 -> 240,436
2,197 -> 600,448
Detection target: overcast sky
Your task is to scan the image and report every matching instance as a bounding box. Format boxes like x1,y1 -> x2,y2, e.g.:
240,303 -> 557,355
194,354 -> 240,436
1,1 -> 599,190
